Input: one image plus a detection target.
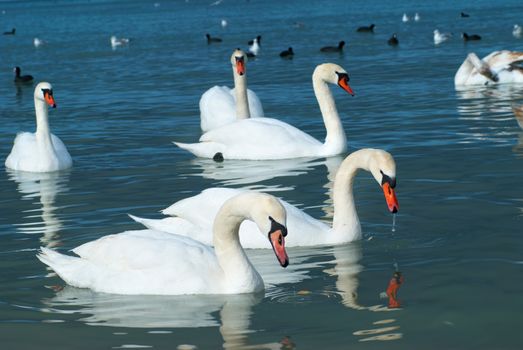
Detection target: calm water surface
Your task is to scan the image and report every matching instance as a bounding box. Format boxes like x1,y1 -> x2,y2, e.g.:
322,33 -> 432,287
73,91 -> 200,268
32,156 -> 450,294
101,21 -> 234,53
1,0 -> 523,349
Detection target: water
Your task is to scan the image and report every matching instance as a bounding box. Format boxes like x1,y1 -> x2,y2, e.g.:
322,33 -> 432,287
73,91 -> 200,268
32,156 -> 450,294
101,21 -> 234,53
1,0 -> 523,348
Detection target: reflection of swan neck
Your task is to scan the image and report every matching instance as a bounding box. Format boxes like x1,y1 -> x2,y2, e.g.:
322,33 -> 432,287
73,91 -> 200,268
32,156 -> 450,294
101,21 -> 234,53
35,97 -> 53,147
331,152 -> 362,238
233,66 -> 250,119
313,68 -> 347,153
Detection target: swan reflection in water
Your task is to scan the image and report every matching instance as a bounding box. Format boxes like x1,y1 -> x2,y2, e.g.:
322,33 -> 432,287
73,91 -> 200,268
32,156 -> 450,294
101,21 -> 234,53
43,288 -> 294,349
7,169 -> 70,247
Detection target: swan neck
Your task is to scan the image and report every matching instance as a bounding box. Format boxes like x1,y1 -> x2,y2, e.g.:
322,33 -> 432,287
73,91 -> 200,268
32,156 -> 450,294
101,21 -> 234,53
233,68 -> 250,119
35,98 -> 53,145
313,75 -> 347,152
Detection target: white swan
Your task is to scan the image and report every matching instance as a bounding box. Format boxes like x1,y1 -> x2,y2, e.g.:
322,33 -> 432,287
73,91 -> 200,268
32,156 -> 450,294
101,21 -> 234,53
175,63 -> 354,160
454,51 -> 523,86
5,82 -> 72,172
131,149 -> 399,248
433,29 -> 451,45
200,49 -> 264,132
37,192 -> 289,295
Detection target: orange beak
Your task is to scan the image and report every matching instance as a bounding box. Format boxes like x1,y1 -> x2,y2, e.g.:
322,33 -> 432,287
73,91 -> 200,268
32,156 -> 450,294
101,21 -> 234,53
269,229 -> 289,267
382,182 -> 399,213
235,57 -> 245,76
338,75 -> 354,96
44,91 -> 56,108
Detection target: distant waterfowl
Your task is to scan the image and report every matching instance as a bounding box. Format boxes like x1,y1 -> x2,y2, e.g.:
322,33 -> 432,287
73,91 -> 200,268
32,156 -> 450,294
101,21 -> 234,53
131,149 -> 399,248
247,35 -> 261,58
433,29 -> 452,45
5,82 -> 72,172
3,27 -> 15,35
33,37 -> 46,47
38,192 -> 289,295
356,24 -> 375,33
110,35 -> 130,48
199,49 -> 264,132
221,19 -> 227,28
462,32 -> 481,41
320,41 -> 345,53
513,104 -> 523,129
454,51 -> 523,86
206,33 -> 222,44
402,13 -> 409,22
174,63 -> 354,160
13,66 -> 33,83
279,47 -> 294,58
513,24 -> 522,38
387,33 -> 399,46
414,13 -> 420,21
460,12 -> 470,18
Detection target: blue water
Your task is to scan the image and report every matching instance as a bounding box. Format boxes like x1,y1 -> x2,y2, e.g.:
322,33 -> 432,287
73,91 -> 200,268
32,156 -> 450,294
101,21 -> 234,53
1,0 -> 523,348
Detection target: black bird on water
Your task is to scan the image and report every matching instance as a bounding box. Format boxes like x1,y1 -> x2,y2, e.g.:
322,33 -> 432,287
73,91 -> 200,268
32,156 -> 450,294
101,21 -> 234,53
3,28 -> 15,35
13,66 -> 33,83
460,12 -> 470,18
387,33 -> 399,46
206,33 -> 222,44
320,40 -> 345,53
462,32 -> 481,41
279,47 -> 294,59
357,24 -> 375,33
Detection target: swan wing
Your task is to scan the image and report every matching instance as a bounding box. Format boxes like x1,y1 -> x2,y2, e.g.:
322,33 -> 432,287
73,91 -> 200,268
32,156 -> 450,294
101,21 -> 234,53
199,86 -> 236,132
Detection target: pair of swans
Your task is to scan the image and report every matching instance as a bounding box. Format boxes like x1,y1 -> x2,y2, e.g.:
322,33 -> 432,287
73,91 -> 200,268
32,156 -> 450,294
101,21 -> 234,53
132,148 -> 399,248
176,50 -> 354,160
455,51 -> 523,86
5,82 -> 72,172
38,192 -> 290,295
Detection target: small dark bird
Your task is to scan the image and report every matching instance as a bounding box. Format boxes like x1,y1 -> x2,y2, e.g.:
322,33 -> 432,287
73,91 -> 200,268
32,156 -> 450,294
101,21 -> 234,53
387,33 -> 399,46
462,32 -> 481,41
320,40 -> 345,53
206,33 -> 222,44
460,12 -> 470,18
3,28 -> 15,35
279,47 -> 294,59
13,66 -> 33,83
357,24 -> 375,33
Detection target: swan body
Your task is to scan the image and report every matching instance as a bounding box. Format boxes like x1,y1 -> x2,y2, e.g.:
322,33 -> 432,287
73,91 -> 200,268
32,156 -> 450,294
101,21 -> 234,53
433,30 -> 451,45
5,82 -> 72,172
38,192 -> 289,295
175,63 -> 354,160
200,49 -> 264,132
454,51 -> 523,86
131,149 -> 399,248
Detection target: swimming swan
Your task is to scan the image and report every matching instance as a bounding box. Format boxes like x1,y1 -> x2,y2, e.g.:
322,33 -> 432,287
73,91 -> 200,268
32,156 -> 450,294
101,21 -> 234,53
131,149 -> 399,248
174,63 -> 354,160
455,51 -> 523,86
38,192 -> 289,295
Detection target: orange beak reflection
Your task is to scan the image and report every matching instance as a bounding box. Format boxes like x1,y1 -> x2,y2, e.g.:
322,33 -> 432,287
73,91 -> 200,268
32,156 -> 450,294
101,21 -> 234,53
44,91 -> 56,108
269,229 -> 289,268
338,76 -> 354,96
235,57 -> 245,76
382,182 -> 399,213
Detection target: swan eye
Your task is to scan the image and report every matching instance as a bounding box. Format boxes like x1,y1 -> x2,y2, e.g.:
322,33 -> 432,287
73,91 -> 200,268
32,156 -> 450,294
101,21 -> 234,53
335,71 -> 349,82
380,170 -> 396,188
41,88 -> 52,96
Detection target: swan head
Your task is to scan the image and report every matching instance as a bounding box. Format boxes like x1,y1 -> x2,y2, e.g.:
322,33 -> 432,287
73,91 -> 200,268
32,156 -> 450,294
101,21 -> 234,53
34,82 -> 56,108
230,48 -> 247,76
313,63 -> 355,96
365,149 -> 399,213
248,193 -> 289,268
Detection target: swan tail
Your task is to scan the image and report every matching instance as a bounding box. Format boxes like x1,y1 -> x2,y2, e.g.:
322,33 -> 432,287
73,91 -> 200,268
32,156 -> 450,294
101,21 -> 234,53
173,141 -> 223,159
37,247 -> 93,289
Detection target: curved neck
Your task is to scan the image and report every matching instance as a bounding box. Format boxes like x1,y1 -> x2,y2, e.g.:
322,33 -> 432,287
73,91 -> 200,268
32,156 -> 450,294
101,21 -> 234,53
331,151 -> 368,239
233,68 -> 250,119
312,75 -> 347,153
34,98 -> 53,147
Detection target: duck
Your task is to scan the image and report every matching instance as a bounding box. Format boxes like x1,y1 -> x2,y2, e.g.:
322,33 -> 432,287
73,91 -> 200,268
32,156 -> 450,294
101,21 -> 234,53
13,66 -> 33,83
402,13 -> 409,22
200,49 -> 264,132
110,35 -> 130,48
174,63 -> 354,160
460,12 -> 470,18
5,82 -> 72,172
320,41 -> 345,52
513,104 -> 523,129
206,33 -> 222,44
433,29 -> 452,45
3,27 -> 15,35
513,24 -> 522,38
356,24 -> 375,33
462,32 -> 481,41
454,51 -> 523,86
279,47 -> 294,58
131,149 -> 399,248
387,33 -> 399,46
246,35 -> 261,58
37,192 -> 289,295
